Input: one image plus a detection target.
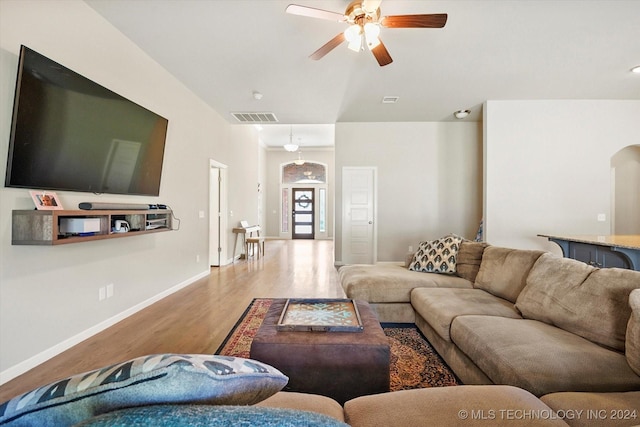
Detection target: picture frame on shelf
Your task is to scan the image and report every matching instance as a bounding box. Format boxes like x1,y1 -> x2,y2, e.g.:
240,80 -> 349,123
30,190 -> 64,210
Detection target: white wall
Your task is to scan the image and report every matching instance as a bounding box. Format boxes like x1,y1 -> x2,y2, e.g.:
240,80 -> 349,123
335,122 -> 483,262
258,143 -> 268,232
484,100 -> 640,253
226,125 -> 261,233
0,0 -> 260,383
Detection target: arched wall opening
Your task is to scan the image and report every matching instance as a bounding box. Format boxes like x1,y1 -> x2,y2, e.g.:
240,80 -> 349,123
611,145 -> 640,234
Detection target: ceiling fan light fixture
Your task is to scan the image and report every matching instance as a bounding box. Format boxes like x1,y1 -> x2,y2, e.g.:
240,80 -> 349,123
344,24 -> 363,52
366,35 -> 380,49
287,2 -> 448,66
364,22 -> 380,38
454,109 -> 471,119
364,23 -> 381,48
348,36 -> 363,52
344,24 -> 361,42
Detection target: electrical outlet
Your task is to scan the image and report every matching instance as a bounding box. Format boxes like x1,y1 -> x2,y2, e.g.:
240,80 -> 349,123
408,245 -> 413,253
597,213 -> 606,222
106,283 -> 114,298
99,287 -> 106,301
198,210 -> 205,219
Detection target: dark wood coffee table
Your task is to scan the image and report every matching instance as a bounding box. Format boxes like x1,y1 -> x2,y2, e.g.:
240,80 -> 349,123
250,299 -> 390,404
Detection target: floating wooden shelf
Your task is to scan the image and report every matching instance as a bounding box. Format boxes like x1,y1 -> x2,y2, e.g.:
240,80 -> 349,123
12,209 -> 172,245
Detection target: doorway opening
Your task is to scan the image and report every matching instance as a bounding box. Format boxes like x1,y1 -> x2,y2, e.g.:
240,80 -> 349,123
280,161 -> 328,240
611,145 -> 640,234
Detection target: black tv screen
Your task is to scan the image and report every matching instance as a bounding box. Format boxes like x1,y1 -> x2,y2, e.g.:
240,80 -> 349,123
5,46 -> 168,196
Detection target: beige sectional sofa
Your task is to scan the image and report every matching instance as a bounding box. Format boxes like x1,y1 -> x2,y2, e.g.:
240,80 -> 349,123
340,240 -> 489,323
6,241 -> 637,426
338,240 -> 640,424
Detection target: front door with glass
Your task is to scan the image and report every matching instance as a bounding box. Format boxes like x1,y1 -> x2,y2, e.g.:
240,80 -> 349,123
292,188 -> 314,239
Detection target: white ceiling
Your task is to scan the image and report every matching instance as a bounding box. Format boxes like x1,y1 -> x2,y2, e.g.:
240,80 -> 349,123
85,0 -> 640,148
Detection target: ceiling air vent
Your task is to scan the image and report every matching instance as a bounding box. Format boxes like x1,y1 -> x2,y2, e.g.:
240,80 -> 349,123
381,96 -> 399,104
231,112 -> 279,123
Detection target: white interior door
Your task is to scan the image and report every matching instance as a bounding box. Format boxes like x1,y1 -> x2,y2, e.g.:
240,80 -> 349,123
209,160 -> 228,266
342,167 -> 376,264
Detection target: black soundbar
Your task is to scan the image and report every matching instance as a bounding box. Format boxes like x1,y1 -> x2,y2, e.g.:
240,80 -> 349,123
79,202 -> 151,210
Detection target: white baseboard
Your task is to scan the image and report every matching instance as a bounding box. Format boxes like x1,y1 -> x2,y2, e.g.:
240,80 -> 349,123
0,270 -> 210,386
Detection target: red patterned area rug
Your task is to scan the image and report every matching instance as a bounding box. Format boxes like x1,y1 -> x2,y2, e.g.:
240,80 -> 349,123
216,298 -> 459,391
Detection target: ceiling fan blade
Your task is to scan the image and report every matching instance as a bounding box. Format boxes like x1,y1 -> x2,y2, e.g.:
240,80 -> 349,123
286,4 -> 346,22
381,13 -> 448,28
309,32 -> 346,60
371,39 -> 393,66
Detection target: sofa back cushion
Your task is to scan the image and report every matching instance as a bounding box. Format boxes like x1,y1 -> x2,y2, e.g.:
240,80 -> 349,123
474,246 -> 545,303
517,253 -> 640,352
456,241 -> 489,283
627,289 -> 640,375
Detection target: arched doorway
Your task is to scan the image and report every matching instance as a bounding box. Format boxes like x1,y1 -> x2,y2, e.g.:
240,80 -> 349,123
280,161 -> 328,240
611,145 -> 640,234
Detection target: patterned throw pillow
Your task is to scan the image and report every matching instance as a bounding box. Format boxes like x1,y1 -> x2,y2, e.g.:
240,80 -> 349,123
0,354 -> 288,427
409,235 -> 463,274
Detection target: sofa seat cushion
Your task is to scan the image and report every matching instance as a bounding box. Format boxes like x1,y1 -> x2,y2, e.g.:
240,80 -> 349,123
256,392 -> 345,422
474,246 -> 545,303
540,391 -> 640,427
74,405 -> 349,427
517,253 -> 640,352
340,264 -> 472,303
451,316 -> 640,397
411,288 -> 522,342
344,385 -> 569,427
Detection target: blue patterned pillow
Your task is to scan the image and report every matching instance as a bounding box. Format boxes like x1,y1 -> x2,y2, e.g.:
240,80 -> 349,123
74,405 -> 349,426
0,354 -> 288,427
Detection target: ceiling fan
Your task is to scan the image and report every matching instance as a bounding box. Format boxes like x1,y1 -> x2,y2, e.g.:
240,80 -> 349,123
285,0 -> 447,66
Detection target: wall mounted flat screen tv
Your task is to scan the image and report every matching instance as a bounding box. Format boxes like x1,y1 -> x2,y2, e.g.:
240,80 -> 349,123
5,45 -> 168,196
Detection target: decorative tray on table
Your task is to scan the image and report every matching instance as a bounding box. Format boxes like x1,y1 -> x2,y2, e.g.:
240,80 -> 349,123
276,298 -> 364,332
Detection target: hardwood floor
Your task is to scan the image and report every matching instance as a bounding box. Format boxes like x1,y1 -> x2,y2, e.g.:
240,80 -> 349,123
0,239 -> 345,402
